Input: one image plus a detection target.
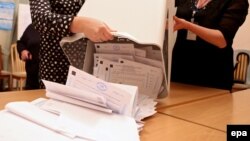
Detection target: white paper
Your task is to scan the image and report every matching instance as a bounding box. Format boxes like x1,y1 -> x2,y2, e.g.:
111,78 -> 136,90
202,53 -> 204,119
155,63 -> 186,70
106,58 -> 163,98
94,58 -> 120,81
93,57 -> 111,81
135,94 -> 157,121
0,111 -> 87,141
2,100 -> 140,141
95,43 -> 135,55
134,48 -> 146,57
146,49 -> 162,61
93,53 -> 134,66
5,102 -> 96,140
43,80 -> 107,107
52,100 -> 140,141
111,83 -> 138,117
66,66 -> 134,115
134,56 -> 163,70
45,94 -> 112,114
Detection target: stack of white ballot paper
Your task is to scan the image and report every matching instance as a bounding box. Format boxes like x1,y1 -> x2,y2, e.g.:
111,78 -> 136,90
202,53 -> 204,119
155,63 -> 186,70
44,66 -> 157,124
0,98 -> 140,141
0,66 -> 156,141
92,46 -> 164,99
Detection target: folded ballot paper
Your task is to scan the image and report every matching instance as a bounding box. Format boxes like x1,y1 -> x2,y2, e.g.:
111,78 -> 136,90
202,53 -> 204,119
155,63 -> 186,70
43,66 -> 157,121
0,98 -> 140,141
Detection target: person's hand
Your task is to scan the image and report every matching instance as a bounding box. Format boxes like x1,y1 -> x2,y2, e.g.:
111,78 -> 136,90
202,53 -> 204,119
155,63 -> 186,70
21,50 -> 32,61
82,17 -> 115,42
71,17 -> 116,42
173,16 -> 189,31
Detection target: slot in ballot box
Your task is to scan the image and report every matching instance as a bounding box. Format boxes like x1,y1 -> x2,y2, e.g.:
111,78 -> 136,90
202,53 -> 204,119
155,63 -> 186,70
60,0 -> 172,99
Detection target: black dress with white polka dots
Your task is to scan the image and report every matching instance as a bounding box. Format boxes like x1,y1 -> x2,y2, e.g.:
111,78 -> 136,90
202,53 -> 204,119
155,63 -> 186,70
29,0 -> 85,88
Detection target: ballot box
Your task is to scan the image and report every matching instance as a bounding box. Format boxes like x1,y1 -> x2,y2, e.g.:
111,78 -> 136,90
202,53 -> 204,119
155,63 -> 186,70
60,0 -> 176,99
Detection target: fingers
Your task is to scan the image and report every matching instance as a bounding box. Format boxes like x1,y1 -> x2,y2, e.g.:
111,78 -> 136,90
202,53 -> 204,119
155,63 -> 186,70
28,53 -> 32,60
173,16 -> 186,31
103,28 -> 114,40
94,24 -> 114,42
21,50 -> 31,61
81,17 -> 115,42
21,56 -> 27,61
173,16 -> 178,21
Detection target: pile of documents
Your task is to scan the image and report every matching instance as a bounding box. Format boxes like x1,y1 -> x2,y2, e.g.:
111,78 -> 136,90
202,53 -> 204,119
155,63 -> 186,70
0,98 -> 139,141
44,66 -> 157,124
60,36 -> 166,99
0,65 -> 157,141
92,41 -> 164,99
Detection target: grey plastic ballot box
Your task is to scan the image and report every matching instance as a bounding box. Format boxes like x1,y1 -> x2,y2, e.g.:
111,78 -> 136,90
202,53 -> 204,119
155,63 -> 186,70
60,0 -> 174,98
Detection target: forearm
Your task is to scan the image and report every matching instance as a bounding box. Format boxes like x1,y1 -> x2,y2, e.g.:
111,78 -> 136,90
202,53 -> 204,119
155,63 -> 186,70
70,16 -> 115,42
70,17 -> 85,33
185,22 -> 227,48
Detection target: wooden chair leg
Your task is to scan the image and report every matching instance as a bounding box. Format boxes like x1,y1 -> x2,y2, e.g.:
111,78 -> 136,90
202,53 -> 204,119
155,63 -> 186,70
20,79 -> 23,91
17,79 -> 20,90
15,79 -> 17,90
11,78 -> 26,91
8,76 -> 12,91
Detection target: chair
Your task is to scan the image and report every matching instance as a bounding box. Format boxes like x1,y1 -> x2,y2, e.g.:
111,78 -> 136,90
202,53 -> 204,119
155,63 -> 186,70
10,43 -> 26,90
0,45 -> 12,91
233,52 -> 250,90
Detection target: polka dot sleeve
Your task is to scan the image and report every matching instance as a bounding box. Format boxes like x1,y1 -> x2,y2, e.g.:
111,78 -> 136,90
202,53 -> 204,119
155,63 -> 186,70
29,0 -> 77,38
